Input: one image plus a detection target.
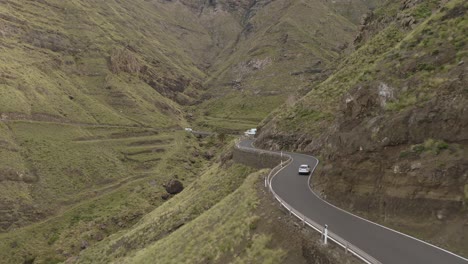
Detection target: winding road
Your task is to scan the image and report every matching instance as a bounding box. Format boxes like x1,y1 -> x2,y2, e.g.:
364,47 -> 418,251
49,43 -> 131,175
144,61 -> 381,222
238,139 -> 468,264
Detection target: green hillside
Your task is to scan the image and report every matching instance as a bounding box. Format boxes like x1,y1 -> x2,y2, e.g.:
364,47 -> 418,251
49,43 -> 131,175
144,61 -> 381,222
0,0 -> 209,123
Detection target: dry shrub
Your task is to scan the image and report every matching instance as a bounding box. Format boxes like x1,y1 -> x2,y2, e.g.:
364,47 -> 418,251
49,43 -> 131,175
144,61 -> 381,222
109,48 -> 141,74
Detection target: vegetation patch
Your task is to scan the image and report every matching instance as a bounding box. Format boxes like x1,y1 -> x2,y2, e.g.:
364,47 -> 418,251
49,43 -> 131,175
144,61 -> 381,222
0,124 -> 212,263
465,184 -> 468,201
411,139 -> 450,155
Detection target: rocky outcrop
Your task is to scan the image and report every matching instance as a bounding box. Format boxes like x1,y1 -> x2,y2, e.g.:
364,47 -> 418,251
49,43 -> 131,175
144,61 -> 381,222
354,0 -> 445,47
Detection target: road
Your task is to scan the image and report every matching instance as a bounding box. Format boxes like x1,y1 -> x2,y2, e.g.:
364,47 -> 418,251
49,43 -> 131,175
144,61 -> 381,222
239,139 -> 468,264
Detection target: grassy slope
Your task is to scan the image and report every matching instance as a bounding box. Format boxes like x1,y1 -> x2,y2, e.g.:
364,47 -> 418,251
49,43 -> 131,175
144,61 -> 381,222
0,122 -> 170,229
76,163 -> 262,263
260,0 -> 466,133
123,170 -> 282,264
0,0 -> 216,233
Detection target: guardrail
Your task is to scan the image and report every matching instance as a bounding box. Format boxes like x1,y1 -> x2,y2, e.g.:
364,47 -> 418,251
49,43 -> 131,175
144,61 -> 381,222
235,139 -> 382,264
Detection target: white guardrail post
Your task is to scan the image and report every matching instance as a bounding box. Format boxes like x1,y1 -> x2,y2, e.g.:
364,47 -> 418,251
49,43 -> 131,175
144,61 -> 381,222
323,224 -> 328,245
235,139 -> 381,264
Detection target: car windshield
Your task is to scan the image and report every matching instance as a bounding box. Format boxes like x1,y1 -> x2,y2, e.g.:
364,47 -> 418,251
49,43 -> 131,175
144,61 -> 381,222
300,165 -> 308,168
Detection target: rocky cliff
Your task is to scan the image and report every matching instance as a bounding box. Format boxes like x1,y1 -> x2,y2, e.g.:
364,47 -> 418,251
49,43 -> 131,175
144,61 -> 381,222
257,0 -> 468,255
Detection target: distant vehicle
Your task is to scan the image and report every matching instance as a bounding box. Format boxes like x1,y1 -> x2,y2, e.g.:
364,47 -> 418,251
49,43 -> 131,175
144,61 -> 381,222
244,128 -> 257,136
298,164 -> 311,175
184,128 -> 193,132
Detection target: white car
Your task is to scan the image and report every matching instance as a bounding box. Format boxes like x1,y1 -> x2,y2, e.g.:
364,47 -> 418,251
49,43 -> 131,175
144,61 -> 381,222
184,128 -> 193,132
244,128 -> 257,136
298,164 -> 311,175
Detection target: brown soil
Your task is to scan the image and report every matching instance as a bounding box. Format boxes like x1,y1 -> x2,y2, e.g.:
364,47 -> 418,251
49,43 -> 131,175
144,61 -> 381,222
109,130 -> 159,139
127,139 -> 172,146
124,148 -> 166,156
1,115 -> 149,129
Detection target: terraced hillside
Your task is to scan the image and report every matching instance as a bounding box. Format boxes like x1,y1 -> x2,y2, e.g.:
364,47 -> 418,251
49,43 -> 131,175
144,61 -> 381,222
257,0 -> 468,256
0,0 -> 219,232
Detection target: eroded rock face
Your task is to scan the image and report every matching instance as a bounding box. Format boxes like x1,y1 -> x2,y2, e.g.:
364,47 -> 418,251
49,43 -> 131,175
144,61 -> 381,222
163,179 -> 184,195
258,81 -> 468,221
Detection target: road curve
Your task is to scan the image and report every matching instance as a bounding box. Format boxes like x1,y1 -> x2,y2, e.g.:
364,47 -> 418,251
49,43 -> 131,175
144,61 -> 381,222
239,139 -> 468,264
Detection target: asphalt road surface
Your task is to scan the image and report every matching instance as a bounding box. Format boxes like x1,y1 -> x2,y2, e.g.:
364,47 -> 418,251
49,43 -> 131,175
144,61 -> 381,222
239,139 -> 468,264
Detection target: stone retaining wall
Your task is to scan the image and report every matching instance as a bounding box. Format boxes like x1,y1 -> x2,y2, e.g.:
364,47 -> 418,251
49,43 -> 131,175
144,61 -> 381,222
232,147 -> 283,169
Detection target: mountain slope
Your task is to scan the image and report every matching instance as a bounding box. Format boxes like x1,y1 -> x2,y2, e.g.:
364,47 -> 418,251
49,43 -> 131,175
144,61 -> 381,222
0,0 -> 377,232
191,0 -> 380,132
0,0 -> 382,262
257,0 -> 468,256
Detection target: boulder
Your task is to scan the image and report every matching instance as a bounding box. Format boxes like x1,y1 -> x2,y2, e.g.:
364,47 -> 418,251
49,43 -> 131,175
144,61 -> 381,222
164,179 -> 184,195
